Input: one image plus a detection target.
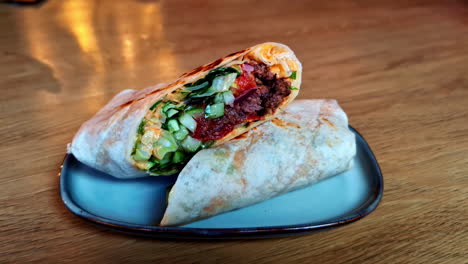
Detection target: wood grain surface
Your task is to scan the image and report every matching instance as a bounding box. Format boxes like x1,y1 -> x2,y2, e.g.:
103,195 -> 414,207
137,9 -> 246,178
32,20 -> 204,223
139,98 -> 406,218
1,0 -> 467,263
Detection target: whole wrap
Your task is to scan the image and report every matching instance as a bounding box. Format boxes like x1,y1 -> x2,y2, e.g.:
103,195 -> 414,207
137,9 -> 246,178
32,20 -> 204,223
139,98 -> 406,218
70,42 -> 302,179
161,99 -> 356,226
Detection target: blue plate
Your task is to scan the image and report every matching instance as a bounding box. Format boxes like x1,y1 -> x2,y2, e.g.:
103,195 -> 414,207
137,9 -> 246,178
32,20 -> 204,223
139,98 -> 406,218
59,127 -> 383,239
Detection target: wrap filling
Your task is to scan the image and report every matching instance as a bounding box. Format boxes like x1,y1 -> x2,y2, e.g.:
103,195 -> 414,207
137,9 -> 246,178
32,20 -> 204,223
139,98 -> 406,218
132,62 -> 296,175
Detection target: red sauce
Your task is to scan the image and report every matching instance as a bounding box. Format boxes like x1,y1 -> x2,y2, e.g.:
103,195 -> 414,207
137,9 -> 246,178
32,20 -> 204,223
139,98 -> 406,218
192,116 -> 235,141
190,62 -> 290,142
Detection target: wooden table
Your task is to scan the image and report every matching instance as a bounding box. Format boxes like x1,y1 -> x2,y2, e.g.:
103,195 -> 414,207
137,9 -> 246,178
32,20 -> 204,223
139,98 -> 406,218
1,0 -> 467,263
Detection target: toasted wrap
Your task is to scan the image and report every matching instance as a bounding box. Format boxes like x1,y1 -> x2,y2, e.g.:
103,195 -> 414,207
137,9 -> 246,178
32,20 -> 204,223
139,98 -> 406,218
161,99 -> 356,226
70,42 -> 302,178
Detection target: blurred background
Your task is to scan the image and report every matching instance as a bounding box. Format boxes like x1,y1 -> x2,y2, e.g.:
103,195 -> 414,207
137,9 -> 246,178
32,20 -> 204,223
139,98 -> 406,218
3,0 -> 468,157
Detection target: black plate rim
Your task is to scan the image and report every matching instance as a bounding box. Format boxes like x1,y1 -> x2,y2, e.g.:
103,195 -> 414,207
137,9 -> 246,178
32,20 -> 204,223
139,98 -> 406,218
59,126 -> 383,239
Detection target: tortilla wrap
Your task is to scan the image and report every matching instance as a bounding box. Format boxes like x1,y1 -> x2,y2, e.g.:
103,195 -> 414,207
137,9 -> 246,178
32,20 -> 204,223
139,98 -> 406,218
70,42 -> 302,178
161,99 -> 356,226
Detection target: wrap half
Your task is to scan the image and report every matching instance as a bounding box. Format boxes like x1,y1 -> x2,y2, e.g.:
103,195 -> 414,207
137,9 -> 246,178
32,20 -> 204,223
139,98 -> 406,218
161,99 -> 356,226
70,42 -> 302,178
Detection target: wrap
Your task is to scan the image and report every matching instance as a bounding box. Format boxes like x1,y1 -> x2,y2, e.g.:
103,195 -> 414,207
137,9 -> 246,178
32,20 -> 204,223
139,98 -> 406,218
161,99 -> 356,226
70,42 -> 302,178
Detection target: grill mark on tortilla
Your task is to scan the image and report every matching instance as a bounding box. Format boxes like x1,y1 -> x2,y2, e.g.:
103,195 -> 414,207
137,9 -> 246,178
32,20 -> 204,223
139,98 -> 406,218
116,55 -> 235,109
206,58 -> 224,69
233,149 -> 246,168
321,117 -> 335,128
271,118 -> 301,129
233,132 -> 249,140
182,58 -> 225,79
119,100 -> 133,108
225,49 -> 247,58
203,197 -> 227,214
114,48 -> 270,114
316,101 -> 331,130
240,176 -> 247,190
181,65 -> 205,77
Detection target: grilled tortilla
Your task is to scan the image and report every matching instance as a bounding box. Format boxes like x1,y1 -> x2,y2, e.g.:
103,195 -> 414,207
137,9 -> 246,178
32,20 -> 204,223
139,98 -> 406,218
161,100 -> 356,226
70,42 -> 302,178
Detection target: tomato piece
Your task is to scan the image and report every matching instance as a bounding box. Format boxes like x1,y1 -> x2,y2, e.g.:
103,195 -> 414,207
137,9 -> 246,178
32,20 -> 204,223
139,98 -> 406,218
237,74 -> 256,90
234,75 -> 256,98
232,63 -> 257,97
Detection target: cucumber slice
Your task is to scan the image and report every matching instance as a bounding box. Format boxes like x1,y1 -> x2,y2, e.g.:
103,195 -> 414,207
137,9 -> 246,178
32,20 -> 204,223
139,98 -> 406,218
185,107 -> 204,116
145,160 -> 156,170
163,131 -> 178,145
153,146 -> 175,161
212,73 -> 237,93
173,125 -> 189,141
223,73 -> 238,89
166,109 -> 179,118
141,129 -> 155,145
159,152 -> 173,165
172,151 -> 185,163
162,101 -> 178,113
205,103 -> 224,118
181,136 -> 201,152
134,145 -> 152,161
222,91 -> 235,105
214,91 -> 235,105
167,119 -> 180,133
153,132 -> 178,159
214,93 -> 224,104
178,113 -> 197,132
211,76 -> 226,92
